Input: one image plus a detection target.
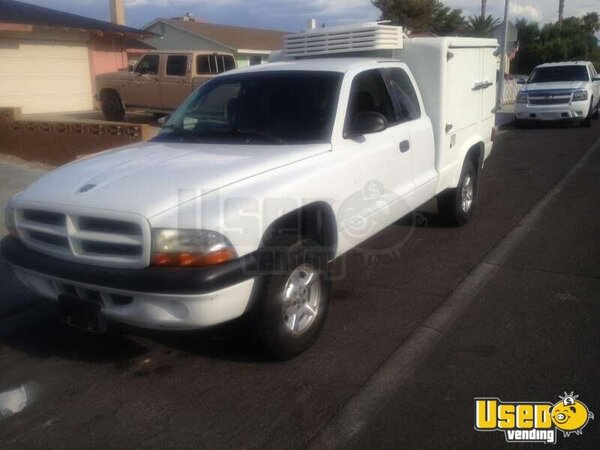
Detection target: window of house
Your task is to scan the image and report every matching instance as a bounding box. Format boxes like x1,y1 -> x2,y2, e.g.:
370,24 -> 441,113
345,69 -> 396,135
166,55 -> 188,76
381,68 -> 421,123
134,54 -> 159,75
249,55 -> 262,66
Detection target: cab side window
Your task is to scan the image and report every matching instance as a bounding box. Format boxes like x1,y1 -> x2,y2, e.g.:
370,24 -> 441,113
166,55 -> 188,76
346,69 -> 395,129
381,68 -> 421,123
197,55 -> 236,75
135,55 -> 159,75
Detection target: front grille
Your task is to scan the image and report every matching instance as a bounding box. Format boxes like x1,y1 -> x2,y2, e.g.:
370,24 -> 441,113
529,97 -> 570,105
527,91 -> 572,106
16,207 -> 149,268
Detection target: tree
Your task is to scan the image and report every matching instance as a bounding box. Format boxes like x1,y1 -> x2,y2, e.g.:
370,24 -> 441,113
465,14 -> 501,37
372,0 -> 465,35
512,14 -> 600,74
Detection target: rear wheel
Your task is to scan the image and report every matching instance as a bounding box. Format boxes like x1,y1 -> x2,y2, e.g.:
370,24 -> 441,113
101,90 -> 125,122
437,158 -> 477,226
253,234 -> 330,360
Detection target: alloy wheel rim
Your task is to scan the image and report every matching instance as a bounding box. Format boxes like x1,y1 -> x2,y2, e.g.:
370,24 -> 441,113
282,264 -> 321,334
461,174 -> 474,213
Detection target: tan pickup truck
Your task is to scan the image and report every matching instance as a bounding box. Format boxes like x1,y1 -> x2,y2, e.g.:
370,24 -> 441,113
96,51 -> 236,121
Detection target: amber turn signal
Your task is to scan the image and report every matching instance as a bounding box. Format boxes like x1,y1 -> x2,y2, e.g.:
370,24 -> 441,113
152,248 -> 237,267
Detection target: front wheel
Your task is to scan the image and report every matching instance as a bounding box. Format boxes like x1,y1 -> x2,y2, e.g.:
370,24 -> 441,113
581,101 -> 592,127
253,235 -> 330,360
437,158 -> 477,226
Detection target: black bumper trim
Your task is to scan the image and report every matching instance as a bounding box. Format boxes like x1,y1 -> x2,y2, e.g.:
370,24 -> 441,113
1,236 -> 258,295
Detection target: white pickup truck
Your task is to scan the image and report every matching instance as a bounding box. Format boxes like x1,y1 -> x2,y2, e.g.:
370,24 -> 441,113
2,24 -> 497,359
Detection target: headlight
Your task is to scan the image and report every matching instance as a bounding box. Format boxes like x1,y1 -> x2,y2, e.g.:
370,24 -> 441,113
4,204 -> 17,236
572,90 -> 588,101
516,93 -> 528,104
151,229 -> 237,267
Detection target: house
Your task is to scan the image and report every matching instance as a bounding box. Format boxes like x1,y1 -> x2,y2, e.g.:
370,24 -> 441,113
0,0 -> 154,114
142,15 -> 288,67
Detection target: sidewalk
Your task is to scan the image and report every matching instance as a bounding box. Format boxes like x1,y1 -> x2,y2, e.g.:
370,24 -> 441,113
495,103 -> 515,129
349,137 -> 600,448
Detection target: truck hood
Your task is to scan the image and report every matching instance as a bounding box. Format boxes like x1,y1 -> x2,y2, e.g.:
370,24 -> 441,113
96,71 -> 133,81
17,142 -> 331,218
522,81 -> 588,92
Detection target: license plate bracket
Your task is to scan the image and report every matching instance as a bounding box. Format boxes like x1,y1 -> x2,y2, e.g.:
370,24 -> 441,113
59,295 -> 106,334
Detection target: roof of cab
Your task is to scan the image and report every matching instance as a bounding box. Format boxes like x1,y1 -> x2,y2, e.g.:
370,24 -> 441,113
227,57 -> 399,75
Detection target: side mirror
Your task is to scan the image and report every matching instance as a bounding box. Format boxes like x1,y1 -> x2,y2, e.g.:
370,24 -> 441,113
516,79 -> 526,85
349,112 -> 387,136
128,64 -> 134,72
157,115 -> 170,125
593,76 -> 600,82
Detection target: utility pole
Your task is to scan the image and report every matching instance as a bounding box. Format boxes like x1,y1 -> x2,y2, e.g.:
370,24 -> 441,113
496,0 -> 510,110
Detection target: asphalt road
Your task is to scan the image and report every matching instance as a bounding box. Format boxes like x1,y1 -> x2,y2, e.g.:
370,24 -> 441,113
1,119 -> 599,449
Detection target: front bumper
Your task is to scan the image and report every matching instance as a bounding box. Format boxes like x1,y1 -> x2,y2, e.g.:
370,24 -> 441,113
514,101 -> 589,121
1,236 -> 257,330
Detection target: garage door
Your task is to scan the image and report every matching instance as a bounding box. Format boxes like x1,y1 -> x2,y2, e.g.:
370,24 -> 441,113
0,40 -> 93,114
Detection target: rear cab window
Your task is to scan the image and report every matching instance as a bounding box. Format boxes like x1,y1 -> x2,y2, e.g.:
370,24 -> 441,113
381,68 -> 421,123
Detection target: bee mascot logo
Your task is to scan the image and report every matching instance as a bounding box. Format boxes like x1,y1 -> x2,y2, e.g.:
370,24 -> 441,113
474,392 -> 594,444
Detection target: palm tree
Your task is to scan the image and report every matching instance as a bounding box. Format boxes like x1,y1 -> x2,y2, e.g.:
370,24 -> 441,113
481,0 -> 487,18
558,0 -> 565,24
466,15 -> 501,37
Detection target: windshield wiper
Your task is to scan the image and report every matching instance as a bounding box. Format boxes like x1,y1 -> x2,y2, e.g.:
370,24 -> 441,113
235,128 -> 288,144
153,125 -> 203,142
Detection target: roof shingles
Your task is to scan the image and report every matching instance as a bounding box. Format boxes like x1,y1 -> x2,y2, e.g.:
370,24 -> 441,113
0,0 -> 154,37
164,19 -> 287,52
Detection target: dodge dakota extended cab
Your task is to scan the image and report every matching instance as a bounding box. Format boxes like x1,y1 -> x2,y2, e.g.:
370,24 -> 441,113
515,61 -> 600,127
2,24 -> 497,358
96,51 -> 236,121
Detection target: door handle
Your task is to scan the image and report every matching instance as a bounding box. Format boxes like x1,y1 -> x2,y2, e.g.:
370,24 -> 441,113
399,140 -> 410,153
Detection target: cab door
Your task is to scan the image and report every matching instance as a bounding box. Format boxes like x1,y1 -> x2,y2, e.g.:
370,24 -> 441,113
159,54 -> 192,110
335,69 -> 415,243
121,54 -> 161,108
381,66 -> 436,207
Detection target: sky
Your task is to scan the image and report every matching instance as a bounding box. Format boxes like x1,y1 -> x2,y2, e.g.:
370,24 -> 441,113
15,0 -> 600,32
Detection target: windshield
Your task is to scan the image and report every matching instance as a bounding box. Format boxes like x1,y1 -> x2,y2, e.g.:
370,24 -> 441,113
153,71 -> 343,145
528,66 -> 589,83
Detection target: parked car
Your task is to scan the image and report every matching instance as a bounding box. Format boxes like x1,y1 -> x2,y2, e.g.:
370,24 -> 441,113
2,24 -> 497,359
515,61 -> 600,127
96,51 -> 236,121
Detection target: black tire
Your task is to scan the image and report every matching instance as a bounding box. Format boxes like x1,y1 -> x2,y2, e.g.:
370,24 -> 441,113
592,99 -> 599,119
253,234 -> 330,360
581,101 -> 592,127
514,118 -> 527,129
437,158 -> 477,226
101,90 -> 125,122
